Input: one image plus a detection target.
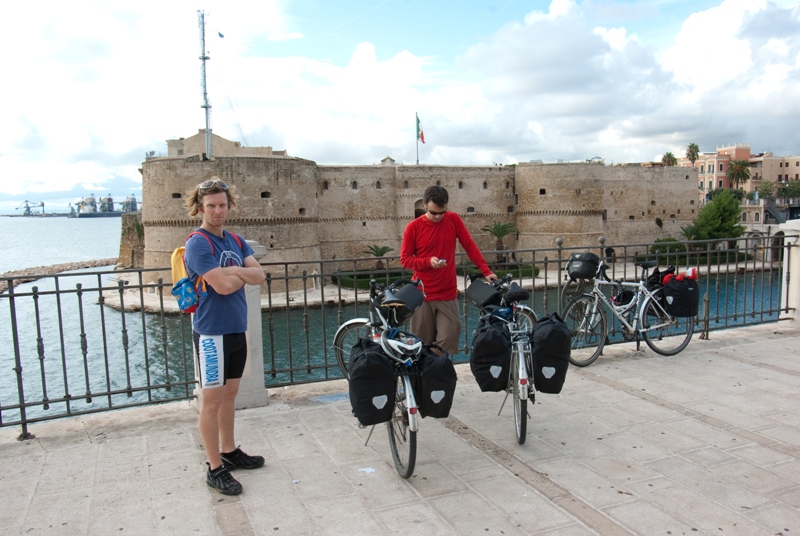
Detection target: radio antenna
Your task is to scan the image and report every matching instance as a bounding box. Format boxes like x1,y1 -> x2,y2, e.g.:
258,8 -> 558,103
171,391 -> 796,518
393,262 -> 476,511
198,10 -> 212,159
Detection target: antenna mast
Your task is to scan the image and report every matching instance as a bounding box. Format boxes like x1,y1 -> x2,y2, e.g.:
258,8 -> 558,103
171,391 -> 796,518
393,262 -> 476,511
198,10 -> 212,159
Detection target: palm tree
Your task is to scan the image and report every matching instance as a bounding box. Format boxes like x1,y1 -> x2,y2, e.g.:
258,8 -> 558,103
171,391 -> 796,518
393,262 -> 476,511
481,221 -> 520,263
661,152 -> 678,166
363,245 -> 394,270
686,143 -> 700,165
726,159 -> 751,190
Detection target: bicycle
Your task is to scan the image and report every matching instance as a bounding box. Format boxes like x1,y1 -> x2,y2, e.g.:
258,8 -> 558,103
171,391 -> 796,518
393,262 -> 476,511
332,278 -> 426,478
561,259 -> 694,367
466,273 -> 538,444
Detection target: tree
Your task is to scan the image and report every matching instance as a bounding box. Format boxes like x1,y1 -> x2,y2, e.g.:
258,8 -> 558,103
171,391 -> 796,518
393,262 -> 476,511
785,180 -> 800,200
661,152 -> 678,166
686,143 -> 700,165
708,187 -> 744,202
481,221 -> 520,263
726,159 -> 751,189
757,179 -> 775,200
693,189 -> 744,241
363,245 -> 394,270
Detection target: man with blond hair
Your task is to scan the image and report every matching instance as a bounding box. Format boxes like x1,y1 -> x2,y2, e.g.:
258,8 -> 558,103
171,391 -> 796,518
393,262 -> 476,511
184,177 -> 266,495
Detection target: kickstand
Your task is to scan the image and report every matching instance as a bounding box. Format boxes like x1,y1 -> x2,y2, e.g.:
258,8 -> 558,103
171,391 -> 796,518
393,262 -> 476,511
498,390 -> 510,416
364,424 -> 376,446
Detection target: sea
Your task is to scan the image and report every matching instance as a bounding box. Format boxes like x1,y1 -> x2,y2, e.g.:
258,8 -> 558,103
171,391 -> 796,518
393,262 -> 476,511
0,216 -> 122,274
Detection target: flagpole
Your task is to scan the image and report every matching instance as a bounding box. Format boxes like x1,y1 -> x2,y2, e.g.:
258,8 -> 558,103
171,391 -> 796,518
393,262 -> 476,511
416,112 -> 419,165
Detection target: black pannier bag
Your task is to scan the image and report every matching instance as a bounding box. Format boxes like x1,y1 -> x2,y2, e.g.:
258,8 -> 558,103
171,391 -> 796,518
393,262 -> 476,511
470,314 -> 511,392
416,345 -> 457,418
348,338 -> 396,426
662,277 -> 699,317
530,313 -> 571,394
566,252 -> 600,280
466,279 -> 502,309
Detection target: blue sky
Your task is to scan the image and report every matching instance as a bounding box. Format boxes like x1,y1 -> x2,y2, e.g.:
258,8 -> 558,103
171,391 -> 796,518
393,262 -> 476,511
1,0 -> 799,213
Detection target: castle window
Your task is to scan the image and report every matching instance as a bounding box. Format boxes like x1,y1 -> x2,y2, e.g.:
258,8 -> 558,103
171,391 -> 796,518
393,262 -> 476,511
299,208 -> 306,216
171,193 -> 181,199
651,200 -> 655,205
323,181 -> 328,190
686,175 -> 689,180
458,181 -> 463,189
670,214 -> 676,219
436,180 -> 441,186
352,181 -> 358,189
483,182 -> 488,189
505,181 -> 510,188
629,215 -> 635,220
677,209 -> 681,214
403,181 -> 409,189
690,200 -> 695,205
376,181 -> 381,189
539,188 -> 546,195
466,207 -> 475,213
362,222 -> 366,227
603,210 -> 607,221
261,192 -> 271,198
642,212 -> 645,217
177,149 -> 184,156
507,206 -> 514,213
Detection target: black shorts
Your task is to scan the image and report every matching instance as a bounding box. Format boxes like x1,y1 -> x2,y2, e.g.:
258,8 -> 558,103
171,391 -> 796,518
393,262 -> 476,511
193,332 -> 248,389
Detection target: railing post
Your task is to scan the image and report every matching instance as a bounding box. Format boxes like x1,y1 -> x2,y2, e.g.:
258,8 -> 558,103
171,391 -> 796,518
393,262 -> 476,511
779,221 -> 800,329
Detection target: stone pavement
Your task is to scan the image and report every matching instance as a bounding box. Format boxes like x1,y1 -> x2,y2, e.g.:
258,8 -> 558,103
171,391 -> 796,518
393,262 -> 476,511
2,323 -> 800,535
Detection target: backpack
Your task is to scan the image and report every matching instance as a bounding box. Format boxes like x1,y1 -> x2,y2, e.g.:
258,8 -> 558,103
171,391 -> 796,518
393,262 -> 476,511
416,345 -> 457,419
469,314 -> 511,392
170,230 -> 243,314
530,313 -> 571,394
348,338 -> 397,426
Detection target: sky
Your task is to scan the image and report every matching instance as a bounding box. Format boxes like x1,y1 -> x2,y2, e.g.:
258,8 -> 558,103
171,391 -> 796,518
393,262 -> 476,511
2,0 -> 799,214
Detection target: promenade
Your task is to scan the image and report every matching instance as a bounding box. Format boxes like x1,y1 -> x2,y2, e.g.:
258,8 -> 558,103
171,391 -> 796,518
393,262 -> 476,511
2,323 -> 800,535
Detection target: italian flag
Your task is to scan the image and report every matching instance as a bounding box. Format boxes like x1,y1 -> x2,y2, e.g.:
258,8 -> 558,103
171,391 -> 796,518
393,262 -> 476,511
416,114 -> 425,144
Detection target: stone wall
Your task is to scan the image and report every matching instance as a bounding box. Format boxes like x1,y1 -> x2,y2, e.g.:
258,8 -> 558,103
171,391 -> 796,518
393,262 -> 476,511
118,212 -> 144,268
140,155 -> 698,285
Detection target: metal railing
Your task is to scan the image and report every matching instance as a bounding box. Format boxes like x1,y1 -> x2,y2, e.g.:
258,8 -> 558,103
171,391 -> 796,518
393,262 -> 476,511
1,233 -> 795,438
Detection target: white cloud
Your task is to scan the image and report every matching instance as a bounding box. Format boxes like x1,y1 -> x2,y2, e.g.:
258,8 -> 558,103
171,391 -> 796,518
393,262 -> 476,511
524,0 -> 578,24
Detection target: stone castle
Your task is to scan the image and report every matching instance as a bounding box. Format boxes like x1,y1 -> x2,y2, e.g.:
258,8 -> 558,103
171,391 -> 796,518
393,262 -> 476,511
139,130 -> 699,282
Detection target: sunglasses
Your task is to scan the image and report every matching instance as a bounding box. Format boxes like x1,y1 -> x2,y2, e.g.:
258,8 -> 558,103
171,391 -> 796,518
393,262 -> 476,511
200,179 -> 228,190
427,205 -> 447,216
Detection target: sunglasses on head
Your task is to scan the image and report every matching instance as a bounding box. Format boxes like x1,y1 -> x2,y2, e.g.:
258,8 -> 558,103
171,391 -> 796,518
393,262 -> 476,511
200,179 -> 228,190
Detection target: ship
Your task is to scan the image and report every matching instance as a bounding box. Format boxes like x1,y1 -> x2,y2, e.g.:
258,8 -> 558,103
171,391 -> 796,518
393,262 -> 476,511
74,194 -> 140,218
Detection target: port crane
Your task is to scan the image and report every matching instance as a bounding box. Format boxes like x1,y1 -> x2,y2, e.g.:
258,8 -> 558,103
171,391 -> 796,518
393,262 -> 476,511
16,200 -> 45,216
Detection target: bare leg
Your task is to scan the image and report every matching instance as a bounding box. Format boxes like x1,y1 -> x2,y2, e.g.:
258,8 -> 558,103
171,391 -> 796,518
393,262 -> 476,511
198,386 -> 226,470
218,378 -> 240,454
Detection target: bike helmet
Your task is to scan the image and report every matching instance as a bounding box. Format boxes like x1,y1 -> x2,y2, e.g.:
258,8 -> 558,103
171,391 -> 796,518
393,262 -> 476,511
380,330 -> 423,361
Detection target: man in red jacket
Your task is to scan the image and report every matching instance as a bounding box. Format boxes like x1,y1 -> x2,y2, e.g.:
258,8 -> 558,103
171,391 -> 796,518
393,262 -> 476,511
400,186 -> 497,354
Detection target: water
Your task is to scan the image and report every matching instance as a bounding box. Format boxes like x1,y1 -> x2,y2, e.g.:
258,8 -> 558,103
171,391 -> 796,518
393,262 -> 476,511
0,216 -> 121,274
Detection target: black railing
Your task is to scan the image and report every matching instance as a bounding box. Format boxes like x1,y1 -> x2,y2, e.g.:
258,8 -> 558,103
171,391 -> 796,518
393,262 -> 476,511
1,234 -> 795,437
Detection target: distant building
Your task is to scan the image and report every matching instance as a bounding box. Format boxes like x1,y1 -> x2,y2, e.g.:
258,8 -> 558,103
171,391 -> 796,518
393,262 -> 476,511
678,143 -> 800,203
164,129 -> 288,158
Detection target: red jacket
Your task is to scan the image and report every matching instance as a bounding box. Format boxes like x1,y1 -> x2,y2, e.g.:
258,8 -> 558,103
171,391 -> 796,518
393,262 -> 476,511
400,212 -> 492,301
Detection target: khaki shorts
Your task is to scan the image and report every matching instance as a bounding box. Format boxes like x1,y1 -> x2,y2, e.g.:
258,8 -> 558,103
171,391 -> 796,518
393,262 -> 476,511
410,300 -> 461,355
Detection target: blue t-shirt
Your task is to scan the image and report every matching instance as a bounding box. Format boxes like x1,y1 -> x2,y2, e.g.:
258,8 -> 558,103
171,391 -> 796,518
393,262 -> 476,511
183,229 -> 255,335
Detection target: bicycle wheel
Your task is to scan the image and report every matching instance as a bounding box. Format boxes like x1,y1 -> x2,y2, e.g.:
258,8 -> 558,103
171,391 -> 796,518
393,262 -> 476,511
332,319 -> 370,380
562,294 -> 606,367
510,346 -> 527,444
386,374 -> 417,478
560,278 -> 588,313
641,289 -> 694,356
515,306 -> 538,331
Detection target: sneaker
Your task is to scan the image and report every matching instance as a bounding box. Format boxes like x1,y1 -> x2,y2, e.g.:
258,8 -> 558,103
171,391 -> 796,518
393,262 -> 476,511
220,447 -> 265,470
206,463 -> 243,495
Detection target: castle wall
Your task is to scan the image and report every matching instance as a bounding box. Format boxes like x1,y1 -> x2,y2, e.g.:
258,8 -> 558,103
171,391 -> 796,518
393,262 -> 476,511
141,151 -> 699,285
